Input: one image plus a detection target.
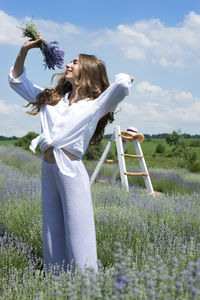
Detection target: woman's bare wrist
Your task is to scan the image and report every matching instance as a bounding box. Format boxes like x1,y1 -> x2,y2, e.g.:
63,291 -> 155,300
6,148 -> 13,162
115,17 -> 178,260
19,47 -> 28,57
12,47 -> 28,78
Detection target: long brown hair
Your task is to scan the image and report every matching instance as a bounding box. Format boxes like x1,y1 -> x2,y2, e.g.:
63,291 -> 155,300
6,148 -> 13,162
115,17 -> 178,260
26,54 -> 114,145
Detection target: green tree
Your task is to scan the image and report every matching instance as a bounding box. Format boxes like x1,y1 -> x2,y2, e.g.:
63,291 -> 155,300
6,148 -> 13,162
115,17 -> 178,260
83,143 -> 104,160
84,140 -> 116,161
14,131 -> 40,154
155,143 -> 165,154
166,129 -> 199,172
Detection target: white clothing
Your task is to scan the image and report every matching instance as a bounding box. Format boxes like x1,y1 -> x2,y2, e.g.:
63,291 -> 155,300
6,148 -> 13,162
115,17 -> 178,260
8,67 -> 132,175
41,159 -> 98,273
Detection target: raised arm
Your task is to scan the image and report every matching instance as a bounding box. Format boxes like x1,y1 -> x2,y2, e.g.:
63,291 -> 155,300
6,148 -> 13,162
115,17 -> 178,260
95,73 -> 134,117
9,36 -> 45,102
12,37 -> 42,78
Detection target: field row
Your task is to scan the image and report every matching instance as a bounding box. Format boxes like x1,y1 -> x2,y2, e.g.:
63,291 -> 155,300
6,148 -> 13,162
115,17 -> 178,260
0,146 -> 200,298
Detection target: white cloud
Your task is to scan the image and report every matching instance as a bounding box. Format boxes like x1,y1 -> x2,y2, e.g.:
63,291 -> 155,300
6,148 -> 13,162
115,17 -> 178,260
133,81 -> 198,105
27,18 -> 82,40
0,10 -> 82,46
112,81 -> 200,134
169,101 -> 200,122
172,91 -> 195,103
123,46 -> 146,61
0,99 -> 22,115
93,11 -> 200,68
0,10 -> 24,45
153,57 -> 184,68
184,11 -> 200,29
120,100 -> 200,123
0,99 -> 40,136
2,9 -> 200,70
135,81 -> 163,95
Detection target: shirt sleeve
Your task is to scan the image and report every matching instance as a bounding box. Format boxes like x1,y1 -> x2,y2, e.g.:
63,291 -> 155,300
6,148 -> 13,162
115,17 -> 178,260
8,66 -> 44,102
95,73 -> 132,117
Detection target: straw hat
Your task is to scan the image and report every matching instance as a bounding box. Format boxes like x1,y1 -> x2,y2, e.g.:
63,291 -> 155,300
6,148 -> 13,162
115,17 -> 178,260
121,126 -> 144,143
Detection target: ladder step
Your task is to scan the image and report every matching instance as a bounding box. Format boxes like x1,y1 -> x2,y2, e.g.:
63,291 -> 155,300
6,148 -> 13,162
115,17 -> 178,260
104,159 -> 118,163
124,172 -> 149,176
122,154 -> 143,158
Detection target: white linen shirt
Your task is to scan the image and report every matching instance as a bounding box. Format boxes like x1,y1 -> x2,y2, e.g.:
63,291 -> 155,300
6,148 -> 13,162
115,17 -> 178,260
8,67 -> 132,176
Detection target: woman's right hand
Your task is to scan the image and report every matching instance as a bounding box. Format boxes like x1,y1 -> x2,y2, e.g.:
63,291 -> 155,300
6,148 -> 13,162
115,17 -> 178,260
21,34 -> 46,52
12,34 -> 47,78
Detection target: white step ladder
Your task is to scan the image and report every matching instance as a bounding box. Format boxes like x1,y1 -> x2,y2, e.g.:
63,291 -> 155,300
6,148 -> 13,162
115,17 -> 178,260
90,125 -> 154,193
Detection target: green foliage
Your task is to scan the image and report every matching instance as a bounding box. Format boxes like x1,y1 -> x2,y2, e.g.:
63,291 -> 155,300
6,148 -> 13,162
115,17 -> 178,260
155,143 -> 165,154
83,142 -> 116,160
166,129 -> 199,172
0,135 -> 18,141
166,129 -> 181,146
187,161 -> 200,173
97,137 -> 200,170
21,21 -> 39,40
0,139 -> 17,146
145,137 -> 152,142
189,140 -> 200,147
14,131 -> 40,154
83,143 -> 104,160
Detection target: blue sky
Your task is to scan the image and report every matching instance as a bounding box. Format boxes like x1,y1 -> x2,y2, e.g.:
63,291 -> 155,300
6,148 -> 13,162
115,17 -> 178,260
0,0 -> 200,136
1,0 -> 200,29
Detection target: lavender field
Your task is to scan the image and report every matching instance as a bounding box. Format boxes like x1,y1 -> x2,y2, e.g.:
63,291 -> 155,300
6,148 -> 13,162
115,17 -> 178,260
0,145 -> 200,299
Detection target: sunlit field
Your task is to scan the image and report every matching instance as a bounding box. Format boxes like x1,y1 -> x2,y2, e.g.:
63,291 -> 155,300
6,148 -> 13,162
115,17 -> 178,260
0,145 -> 200,299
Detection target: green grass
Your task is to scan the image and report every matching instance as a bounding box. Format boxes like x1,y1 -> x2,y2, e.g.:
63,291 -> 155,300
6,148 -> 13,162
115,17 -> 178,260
2,137 -> 200,170
99,137 -> 200,170
0,139 -> 17,146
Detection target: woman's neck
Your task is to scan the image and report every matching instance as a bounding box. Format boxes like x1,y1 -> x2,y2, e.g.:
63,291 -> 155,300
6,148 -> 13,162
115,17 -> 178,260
68,87 -> 82,105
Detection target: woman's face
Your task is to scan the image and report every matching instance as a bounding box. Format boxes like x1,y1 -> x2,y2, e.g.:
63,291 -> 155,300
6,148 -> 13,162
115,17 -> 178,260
65,57 -> 80,85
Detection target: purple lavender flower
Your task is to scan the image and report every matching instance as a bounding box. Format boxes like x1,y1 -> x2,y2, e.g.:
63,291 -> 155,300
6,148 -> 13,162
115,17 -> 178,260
41,41 -> 65,70
21,21 -> 65,70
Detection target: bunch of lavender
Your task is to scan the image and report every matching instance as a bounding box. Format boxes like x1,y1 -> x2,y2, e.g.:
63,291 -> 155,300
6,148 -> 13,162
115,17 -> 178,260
21,21 -> 65,70
40,41 -> 65,70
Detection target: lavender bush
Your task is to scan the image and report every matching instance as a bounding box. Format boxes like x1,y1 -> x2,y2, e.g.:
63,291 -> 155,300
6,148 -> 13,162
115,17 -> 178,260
0,147 -> 42,257
85,160 -> 200,194
1,241 -> 200,299
0,146 -> 41,178
0,146 -> 200,299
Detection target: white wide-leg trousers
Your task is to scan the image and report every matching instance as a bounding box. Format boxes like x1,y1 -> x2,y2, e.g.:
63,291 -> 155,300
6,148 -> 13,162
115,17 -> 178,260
41,159 -> 98,274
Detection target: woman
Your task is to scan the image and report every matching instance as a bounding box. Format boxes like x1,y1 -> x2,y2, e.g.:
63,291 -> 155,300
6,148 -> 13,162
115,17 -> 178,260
8,36 -> 134,274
